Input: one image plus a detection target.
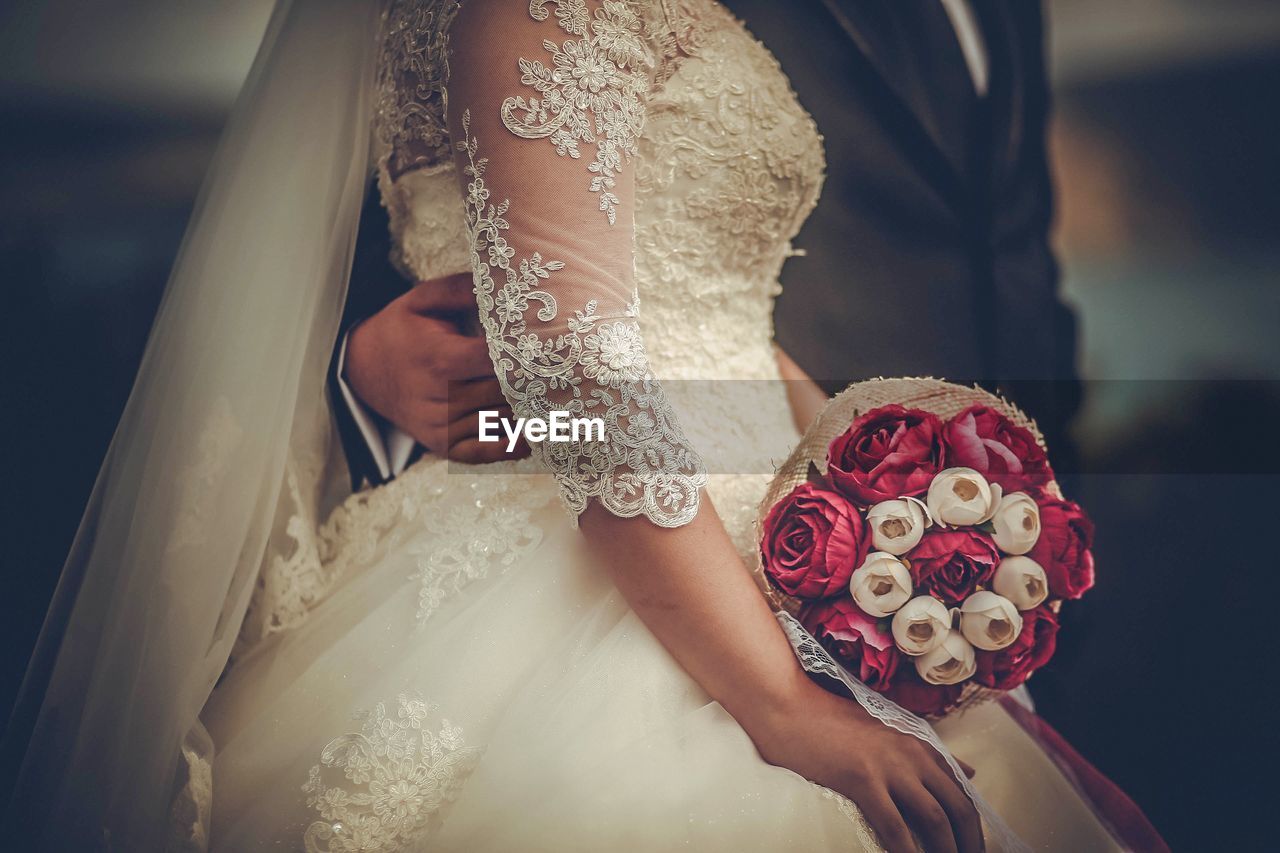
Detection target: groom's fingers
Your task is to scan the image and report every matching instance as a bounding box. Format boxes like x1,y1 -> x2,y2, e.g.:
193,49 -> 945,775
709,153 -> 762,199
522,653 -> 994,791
447,404 -> 511,444
420,332 -> 494,382
444,378 -> 507,411
446,406 -> 531,463
398,274 -> 495,382
404,273 -> 476,314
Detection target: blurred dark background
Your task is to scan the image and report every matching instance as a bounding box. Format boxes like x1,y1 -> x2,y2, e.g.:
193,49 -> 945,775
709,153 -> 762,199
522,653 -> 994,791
3,1 -> 1278,848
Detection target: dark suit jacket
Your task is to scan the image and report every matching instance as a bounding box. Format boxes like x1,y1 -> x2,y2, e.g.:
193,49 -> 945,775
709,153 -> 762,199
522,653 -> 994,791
731,0 -> 1080,456
334,0 -> 1079,488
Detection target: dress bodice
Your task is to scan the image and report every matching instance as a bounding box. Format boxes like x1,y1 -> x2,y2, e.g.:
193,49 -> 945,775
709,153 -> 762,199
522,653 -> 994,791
630,1 -> 825,381
373,0 -> 824,383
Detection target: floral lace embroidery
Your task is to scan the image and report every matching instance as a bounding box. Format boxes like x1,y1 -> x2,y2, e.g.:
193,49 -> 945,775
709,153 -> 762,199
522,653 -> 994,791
374,1 -> 461,180
232,456 -> 553,661
321,460 -> 550,628
632,2 -> 825,291
408,475 -> 544,626
499,0 -> 651,224
303,694 -> 481,852
651,0 -> 701,79
459,110 -> 707,526
373,0 -> 693,193
233,403 -> 337,661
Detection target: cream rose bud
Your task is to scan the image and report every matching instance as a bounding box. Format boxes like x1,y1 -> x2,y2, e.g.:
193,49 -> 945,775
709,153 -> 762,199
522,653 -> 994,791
959,591 -> 1024,651
990,492 -> 1041,555
866,498 -> 932,555
915,630 -> 977,685
891,595 -> 952,656
992,555 -> 1050,610
926,467 -> 1002,527
850,553 -> 913,617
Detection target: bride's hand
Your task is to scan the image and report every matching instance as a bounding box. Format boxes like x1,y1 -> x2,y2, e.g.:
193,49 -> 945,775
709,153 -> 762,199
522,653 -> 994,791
750,682 -> 983,853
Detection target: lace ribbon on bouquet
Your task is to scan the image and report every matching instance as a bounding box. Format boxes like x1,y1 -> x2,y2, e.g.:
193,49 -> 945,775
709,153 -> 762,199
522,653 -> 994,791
776,611 -> 1031,853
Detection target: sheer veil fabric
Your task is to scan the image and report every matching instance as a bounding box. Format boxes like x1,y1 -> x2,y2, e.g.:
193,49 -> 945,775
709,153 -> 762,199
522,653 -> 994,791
3,1 -> 382,847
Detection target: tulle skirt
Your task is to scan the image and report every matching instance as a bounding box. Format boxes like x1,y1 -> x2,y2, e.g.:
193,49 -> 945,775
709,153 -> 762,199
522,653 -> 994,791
202,458 -> 1122,851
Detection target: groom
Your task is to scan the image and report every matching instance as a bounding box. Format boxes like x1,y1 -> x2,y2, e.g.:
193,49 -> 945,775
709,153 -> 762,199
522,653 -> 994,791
333,0 -> 1078,487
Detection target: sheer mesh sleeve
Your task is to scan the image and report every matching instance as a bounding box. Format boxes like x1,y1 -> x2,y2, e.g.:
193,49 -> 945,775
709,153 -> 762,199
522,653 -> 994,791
434,0 -> 705,527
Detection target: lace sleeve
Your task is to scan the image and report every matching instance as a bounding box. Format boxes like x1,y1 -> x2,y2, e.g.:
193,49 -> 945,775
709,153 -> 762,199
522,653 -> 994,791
430,0 -> 706,527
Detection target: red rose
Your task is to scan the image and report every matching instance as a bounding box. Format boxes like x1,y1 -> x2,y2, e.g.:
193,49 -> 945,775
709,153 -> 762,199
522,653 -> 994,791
803,597 -> 900,691
943,404 -> 1054,492
761,484 -> 868,600
975,604 -> 1059,690
907,529 -> 1000,606
827,405 -> 945,505
883,672 -> 964,717
1028,492 -> 1095,600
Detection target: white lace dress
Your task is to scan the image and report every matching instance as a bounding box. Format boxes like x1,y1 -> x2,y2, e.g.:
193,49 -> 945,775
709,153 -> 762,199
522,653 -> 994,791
202,2 -> 1121,850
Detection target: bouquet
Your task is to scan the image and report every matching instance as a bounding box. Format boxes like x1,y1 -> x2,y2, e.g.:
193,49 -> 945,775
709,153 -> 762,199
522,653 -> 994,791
756,379 -> 1095,719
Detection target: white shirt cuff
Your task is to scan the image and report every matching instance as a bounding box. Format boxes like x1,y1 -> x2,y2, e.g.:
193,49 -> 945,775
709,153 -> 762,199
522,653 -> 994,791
336,329 -> 417,481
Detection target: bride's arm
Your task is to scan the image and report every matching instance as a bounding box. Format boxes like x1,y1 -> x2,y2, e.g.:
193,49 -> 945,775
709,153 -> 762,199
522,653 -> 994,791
581,502 -> 980,853
437,4 -> 978,851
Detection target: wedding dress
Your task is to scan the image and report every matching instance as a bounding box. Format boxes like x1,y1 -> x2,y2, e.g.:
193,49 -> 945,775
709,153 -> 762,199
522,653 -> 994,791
191,2 -> 1130,850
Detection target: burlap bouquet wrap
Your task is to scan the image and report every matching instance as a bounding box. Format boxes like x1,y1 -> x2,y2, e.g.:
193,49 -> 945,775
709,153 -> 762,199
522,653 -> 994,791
752,377 -> 1065,719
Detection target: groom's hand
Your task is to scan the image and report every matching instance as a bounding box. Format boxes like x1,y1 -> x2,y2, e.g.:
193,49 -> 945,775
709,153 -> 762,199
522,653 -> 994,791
345,273 -> 528,463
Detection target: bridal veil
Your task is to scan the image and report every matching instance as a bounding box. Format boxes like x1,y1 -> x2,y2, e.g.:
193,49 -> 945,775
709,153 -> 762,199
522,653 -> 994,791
3,1 -> 382,847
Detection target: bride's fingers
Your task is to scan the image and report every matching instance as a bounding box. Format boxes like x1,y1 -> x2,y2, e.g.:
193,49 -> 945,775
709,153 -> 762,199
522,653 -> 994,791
925,771 -> 984,853
894,783 -> 959,853
858,792 -> 917,853
925,744 -> 976,780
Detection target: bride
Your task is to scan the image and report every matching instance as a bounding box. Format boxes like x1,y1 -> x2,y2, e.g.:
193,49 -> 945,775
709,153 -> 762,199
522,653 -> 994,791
7,1 -> 1144,850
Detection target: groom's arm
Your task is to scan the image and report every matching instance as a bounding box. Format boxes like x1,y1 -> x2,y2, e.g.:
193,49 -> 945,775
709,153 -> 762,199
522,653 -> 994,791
343,275 -> 527,468
331,182 -> 529,492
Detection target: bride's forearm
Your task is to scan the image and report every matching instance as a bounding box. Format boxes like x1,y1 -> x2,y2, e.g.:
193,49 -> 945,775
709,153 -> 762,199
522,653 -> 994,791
579,496 -> 814,736
580,496 -> 985,853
